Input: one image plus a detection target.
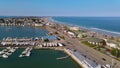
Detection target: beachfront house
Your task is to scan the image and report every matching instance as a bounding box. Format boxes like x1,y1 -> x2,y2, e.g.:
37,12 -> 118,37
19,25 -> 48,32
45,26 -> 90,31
34,23 -> 44,26
106,40 -> 120,50
69,26 -> 80,31
67,31 -> 77,38
41,36 -> 58,42
77,33 -> 87,38
86,38 -> 106,46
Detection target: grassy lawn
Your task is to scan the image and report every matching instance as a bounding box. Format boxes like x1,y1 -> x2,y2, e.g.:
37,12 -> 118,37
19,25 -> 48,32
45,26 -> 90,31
81,41 -> 96,47
81,41 -> 120,61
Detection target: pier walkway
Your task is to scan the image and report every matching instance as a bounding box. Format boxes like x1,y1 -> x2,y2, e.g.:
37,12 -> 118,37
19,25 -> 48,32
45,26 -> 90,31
0,37 -> 64,47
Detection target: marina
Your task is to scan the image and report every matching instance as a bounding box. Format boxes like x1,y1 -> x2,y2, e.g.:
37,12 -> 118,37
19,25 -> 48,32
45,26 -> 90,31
0,17 -> 120,68
0,49 -> 81,68
0,37 -> 64,48
1,0 -> 120,67
0,36 -> 65,59
0,47 -> 18,58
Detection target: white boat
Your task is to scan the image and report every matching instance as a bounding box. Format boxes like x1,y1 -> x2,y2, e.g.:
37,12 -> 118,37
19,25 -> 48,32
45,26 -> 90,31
26,52 -> 31,56
6,47 -> 11,49
2,54 -> 8,58
0,51 -> 4,54
6,52 -> 12,56
9,49 -> 16,53
19,55 -> 24,57
3,49 -> 8,52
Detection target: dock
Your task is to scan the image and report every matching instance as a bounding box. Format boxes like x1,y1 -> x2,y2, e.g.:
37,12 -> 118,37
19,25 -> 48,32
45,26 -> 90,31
0,37 -> 65,58
19,47 -> 33,57
56,55 -> 69,60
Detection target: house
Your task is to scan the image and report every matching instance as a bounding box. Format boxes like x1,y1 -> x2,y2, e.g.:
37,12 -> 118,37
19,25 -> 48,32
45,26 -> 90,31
41,36 -> 58,41
67,31 -> 76,37
69,26 -> 80,31
34,23 -> 44,26
77,33 -> 87,38
106,40 -> 120,50
86,38 -> 106,46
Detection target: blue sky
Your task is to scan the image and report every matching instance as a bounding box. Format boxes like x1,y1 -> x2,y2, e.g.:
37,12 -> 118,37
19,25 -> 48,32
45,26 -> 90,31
0,0 -> 120,16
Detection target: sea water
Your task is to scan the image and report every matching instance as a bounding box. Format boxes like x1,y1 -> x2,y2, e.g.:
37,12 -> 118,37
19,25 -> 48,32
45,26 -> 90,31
52,17 -> 120,36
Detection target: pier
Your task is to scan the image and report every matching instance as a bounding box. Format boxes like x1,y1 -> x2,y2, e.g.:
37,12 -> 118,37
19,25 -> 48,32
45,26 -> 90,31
19,47 -> 33,57
0,37 -> 64,47
0,37 -> 65,59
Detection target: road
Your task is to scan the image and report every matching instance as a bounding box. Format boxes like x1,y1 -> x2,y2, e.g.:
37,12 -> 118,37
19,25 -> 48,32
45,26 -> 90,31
45,25 -> 120,68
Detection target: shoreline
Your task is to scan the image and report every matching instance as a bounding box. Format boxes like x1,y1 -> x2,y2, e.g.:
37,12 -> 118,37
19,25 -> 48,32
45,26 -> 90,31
63,48 -> 83,68
51,17 -> 120,37
47,17 -> 120,68
0,18 -> 119,65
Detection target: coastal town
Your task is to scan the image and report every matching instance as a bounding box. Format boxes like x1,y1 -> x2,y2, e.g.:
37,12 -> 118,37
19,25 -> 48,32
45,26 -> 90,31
0,17 -> 120,68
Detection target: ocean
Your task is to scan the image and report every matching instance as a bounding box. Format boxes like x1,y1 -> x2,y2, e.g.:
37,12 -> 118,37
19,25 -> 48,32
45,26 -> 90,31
52,17 -> 120,36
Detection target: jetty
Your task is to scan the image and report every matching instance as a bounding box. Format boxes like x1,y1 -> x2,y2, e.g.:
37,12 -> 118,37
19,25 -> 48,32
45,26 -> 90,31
19,47 -> 33,57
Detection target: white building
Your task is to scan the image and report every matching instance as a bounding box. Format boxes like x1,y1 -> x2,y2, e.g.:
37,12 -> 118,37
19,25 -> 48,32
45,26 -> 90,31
106,40 -> 120,50
67,31 -> 76,37
69,26 -> 80,31
34,23 -> 43,26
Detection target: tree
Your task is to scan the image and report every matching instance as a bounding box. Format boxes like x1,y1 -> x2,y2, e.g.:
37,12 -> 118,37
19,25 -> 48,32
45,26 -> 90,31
111,48 -> 120,58
0,19 -> 4,23
44,38 -> 49,42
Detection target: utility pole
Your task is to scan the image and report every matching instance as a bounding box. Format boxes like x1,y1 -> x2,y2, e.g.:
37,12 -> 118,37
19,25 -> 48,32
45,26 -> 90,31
111,59 -> 115,68
116,49 -> 118,58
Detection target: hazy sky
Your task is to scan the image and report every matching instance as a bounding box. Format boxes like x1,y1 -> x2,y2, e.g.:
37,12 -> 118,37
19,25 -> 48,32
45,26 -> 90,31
0,0 -> 120,16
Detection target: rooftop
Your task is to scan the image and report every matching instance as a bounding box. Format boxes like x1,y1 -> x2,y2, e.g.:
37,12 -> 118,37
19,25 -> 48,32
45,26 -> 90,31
86,37 -> 104,43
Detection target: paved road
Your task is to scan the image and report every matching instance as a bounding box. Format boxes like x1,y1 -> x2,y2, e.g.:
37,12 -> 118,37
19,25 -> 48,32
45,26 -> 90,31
46,25 -> 120,68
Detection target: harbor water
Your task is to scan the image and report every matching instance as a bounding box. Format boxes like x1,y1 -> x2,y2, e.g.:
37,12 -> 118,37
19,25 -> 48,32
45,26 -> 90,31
0,26 -> 48,40
0,26 -> 81,68
0,49 -> 81,68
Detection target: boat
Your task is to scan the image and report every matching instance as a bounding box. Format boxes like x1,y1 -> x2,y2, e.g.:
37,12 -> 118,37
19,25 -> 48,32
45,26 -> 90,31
6,47 -> 11,49
2,54 -> 8,58
0,51 -> 4,54
9,49 -> 16,53
26,52 -> 31,56
6,52 -> 12,56
19,55 -> 23,57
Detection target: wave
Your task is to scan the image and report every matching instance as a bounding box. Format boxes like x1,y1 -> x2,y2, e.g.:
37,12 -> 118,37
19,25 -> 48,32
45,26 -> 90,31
50,17 -> 74,26
51,17 -> 88,29
90,27 -> 120,36
51,17 -> 120,37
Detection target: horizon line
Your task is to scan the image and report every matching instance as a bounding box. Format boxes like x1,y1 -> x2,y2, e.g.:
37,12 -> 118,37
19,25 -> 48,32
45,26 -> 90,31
0,15 -> 120,17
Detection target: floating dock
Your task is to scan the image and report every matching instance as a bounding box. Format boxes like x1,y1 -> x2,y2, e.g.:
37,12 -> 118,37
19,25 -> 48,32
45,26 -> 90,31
19,47 -> 33,58
56,56 -> 69,60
